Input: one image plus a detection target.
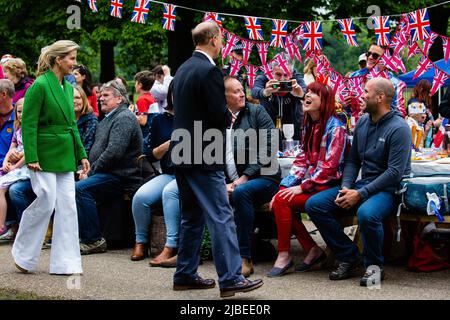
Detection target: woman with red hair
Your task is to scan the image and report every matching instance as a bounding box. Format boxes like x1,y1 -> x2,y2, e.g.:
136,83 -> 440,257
267,81 -> 348,277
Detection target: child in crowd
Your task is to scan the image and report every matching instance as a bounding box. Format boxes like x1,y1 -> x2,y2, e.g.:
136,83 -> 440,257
134,70 -> 159,153
406,100 -> 428,149
0,98 -> 29,237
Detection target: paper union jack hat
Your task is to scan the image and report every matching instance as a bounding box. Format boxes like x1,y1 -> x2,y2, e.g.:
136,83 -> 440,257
407,101 -> 426,115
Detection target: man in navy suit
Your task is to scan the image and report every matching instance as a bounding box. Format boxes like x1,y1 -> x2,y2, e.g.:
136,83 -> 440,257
170,21 -> 263,298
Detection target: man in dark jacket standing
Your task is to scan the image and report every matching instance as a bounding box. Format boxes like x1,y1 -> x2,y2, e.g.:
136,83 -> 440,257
170,21 -> 263,298
76,80 -> 142,255
251,58 -> 306,141
306,78 -> 411,287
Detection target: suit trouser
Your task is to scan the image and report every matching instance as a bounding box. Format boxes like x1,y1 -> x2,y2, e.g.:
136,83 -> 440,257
174,168 -> 245,289
12,171 -> 82,274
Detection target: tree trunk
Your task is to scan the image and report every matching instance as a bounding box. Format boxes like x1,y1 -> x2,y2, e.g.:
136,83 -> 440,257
99,40 -> 116,83
168,0 -> 196,74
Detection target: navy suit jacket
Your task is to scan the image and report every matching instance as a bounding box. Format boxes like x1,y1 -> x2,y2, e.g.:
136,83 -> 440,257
171,51 -> 230,171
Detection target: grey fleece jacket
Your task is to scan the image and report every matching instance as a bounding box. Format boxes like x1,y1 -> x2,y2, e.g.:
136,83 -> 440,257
89,104 -> 143,188
342,110 -> 411,199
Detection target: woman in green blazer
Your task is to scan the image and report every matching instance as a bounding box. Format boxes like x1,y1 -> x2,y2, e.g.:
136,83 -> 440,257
12,40 -> 90,275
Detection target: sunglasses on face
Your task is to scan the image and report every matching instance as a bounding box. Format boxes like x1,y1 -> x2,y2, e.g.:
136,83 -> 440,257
366,51 -> 381,60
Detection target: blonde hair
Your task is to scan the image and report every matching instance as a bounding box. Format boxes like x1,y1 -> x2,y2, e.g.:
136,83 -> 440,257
74,85 -> 93,116
37,40 -> 79,77
3,58 -> 28,79
14,98 -> 25,130
303,59 -> 316,75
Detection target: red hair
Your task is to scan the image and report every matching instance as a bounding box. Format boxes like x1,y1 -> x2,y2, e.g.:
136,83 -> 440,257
302,81 -> 336,154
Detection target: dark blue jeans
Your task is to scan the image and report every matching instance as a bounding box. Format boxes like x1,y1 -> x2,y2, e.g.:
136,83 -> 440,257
8,179 -> 35,223
75,173 -> 123,244
231,177 -> 279,260
305,181 -> 395,267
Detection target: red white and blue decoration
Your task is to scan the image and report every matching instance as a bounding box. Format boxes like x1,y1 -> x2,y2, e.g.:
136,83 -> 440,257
270,19 -> 288,48
109,0 -> 123,18
302,21 -> 323,51
244,16 -> 264,41
131,0 -> 150,24
372,16 -> 391,47
430,68 -> 449,96
162,3 -> 177,31
337,19 -> 358,47
87,0 -> 98,12
408,9 -> 431,42
256,42 -> 269,66
204,12 -> 222,27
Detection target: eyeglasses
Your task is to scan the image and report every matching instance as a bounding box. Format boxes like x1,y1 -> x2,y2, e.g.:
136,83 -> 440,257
366,51 -> 381,60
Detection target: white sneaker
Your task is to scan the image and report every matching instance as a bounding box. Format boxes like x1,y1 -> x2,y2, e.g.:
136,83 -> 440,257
0,228 -> 15,241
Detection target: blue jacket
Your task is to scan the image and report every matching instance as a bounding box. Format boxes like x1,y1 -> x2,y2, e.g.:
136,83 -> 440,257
77,112 -> 98,157
0,110 -> 14,166
342,111 -> 411,199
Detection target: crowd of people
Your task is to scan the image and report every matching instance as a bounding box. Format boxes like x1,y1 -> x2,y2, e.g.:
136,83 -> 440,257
1,19 -> 450,297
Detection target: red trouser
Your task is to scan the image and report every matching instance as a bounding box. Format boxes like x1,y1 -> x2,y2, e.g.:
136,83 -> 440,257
272,185 -> 329,252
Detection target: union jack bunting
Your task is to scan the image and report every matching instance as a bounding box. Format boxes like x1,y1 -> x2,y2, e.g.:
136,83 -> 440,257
392,52 -> 407,73
241,40 -> 254,64
337,19 -> 358,46
131,0 -> 150,24
314,55 -> 330,76
302,21 -> 323,51
408,9 -> 431,42
244,16 -> 264,41
442,37 -> 450,63
270,19 -> 288,48
430,68 -> 449,96
245,65 -> 258,89
260,64 -> 274,80
229,59 -> 243,77
328,71 -> 342,93
423,32 -> 438,56
407,41 -> 421,60
256,42 -> 269,65
380,51 -> 398,72
87,0 -> 98,12
367,67 -> 389,80
110,0 -> 123,18
413,56 -> 433,80
285,35 -> 302,63
222,33 -> 239,60
204,12 -> 222,27
274,54 -> 291,76
372,16 -> 391,47
345,77 -> 364,100
337,81 -> 351,104
162,4 -> 177,31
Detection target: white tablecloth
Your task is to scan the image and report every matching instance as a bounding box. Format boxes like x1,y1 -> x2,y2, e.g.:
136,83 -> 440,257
277,157 -> 450,178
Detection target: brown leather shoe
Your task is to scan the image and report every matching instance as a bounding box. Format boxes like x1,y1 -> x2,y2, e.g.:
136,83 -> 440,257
241,258 -> 254,278
149,246 -> 177,266
173,276 -> 216,291
130,243 -> 148,261
160,255 -> 177,268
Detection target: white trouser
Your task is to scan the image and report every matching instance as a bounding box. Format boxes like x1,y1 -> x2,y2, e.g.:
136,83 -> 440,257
12,171 -> 82,274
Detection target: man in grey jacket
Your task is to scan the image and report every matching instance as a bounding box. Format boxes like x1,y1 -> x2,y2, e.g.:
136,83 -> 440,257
76,80 -> 143,255
306,78 -> 411,286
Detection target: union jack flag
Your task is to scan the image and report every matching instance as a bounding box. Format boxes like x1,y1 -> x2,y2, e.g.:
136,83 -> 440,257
329,71 -> 342,93
407,41 -> 421,60
423,32 -> 438,56
413,56 -> 433,80
245,65 -> 258,89
229,59 -> 243,77
204,12 -> 222,27
285,35 -> 302,63
392,52 -> 406,73
87,0 -> 98,12
270,19 -> 288,48
260,64 -> 274,80
367,67 -> 389,80
256,42 -> 269,66
241,40 -> 254,64
131,0 -> 150,24
380,51 -> 398,72
162,4 -> 177,31
442,36 -> 450,63
430,68 -> 449,96
372,16 -> 391,47
274,54 -> 291,76
222,33 -> 239,60
337,19 -> 358,47
409,9 -> 431,42
244,16 -> 264,41
302,22 -> 323,51
110,0 -> 123,18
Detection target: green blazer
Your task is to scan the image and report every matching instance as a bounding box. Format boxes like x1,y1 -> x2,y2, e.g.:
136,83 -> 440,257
22,70 -> 87,172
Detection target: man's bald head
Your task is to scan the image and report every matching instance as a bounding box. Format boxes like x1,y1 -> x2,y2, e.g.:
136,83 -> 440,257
368,77 -> 395,105
192,21 -> 220,46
